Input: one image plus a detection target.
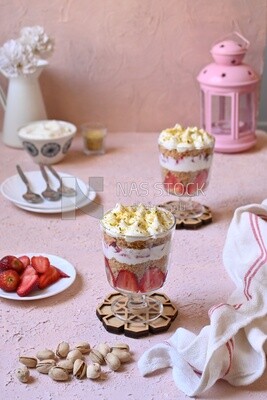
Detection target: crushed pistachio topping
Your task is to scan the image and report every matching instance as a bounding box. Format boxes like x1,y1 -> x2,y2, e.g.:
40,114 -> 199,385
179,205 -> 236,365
101,204 -> 174,236
158,124 -> 214,151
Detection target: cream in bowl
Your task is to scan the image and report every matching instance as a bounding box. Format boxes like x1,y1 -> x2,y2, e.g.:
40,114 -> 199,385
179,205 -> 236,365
18,120 -> 77,164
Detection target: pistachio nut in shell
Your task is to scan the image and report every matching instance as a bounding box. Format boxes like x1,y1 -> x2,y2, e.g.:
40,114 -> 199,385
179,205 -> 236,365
19,356 -> 37,368
74,341 -> 90,354
105,352 -> 121,371
66,349 -> 83,363
111,348 -> 131,363
111,343 -> 130,352
57,359 -> 74,373
36,349 -> 55,361
73,359 -> 86,379
16,365 -> 30,383
56,341 -> 70,358
48,366 -> 69,381
87,363 -> 101,380
97,343 -> 111,357
36,359 -> 56,374
89,349 -> 104,365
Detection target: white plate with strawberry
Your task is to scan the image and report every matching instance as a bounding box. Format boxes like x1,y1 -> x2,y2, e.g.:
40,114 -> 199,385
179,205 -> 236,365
0,253 -> 76,300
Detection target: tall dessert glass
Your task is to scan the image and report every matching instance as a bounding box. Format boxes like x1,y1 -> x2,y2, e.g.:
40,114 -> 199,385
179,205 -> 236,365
158,124 -> 215,219
100,204 -> 176,323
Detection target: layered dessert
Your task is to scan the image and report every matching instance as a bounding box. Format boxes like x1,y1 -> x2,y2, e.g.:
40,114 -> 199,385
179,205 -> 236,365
101,204 -> 175,294
158,124 -> 215,196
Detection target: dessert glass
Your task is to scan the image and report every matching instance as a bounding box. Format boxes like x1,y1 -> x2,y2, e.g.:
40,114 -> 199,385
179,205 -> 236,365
158,125 -> 215,219
100,205 -> 176,323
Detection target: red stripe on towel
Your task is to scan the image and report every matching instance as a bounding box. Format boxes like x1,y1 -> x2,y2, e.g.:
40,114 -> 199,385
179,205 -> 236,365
229,338 -> 234,350
208,303 -> 226,317
224,340 -> 233,376
244,214 -> 267,299
209,302 -> 242,316
233,303 -> 242,310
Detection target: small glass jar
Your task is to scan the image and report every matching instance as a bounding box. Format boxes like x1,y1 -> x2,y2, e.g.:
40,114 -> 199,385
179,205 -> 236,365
81,122 -> 107,155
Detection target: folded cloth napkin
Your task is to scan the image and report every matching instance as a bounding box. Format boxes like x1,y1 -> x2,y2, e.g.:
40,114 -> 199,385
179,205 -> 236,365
138,200 -> 267,397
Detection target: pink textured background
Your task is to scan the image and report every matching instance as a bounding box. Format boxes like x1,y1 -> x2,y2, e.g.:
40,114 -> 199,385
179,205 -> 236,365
0,0 -> 266,132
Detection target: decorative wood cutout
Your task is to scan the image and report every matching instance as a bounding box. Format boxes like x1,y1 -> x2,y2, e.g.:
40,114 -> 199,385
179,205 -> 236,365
96,292 -> 178,338
158,202 -> 212,230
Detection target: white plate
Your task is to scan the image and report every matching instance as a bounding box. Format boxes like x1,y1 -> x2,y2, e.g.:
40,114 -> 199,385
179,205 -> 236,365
16,191 -> 95,214
0,253 -> 76,301
1,171 -> 96,213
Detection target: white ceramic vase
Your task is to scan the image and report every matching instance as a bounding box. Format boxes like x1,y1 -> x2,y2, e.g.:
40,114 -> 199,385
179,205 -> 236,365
0,60 -> 48,148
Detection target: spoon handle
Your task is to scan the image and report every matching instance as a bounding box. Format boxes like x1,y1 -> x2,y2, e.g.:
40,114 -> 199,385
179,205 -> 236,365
16,165 -> 30,188
39,164 -> 50,186
46,164 -> 61,182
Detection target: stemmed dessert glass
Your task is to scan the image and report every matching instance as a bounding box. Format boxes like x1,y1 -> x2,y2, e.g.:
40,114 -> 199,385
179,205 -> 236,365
100,206 -> 176,324
158,128 -> 215,220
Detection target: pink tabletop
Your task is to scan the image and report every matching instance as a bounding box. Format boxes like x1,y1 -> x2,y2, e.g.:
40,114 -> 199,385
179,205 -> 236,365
1,131 -> 267,399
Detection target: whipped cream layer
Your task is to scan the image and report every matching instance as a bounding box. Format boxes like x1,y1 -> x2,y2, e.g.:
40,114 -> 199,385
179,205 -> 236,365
158,124 -> 215,152
159,152 -> 213,172
103,241 -> 171,265
19,120 -> 74,139
101,204 -> 174,237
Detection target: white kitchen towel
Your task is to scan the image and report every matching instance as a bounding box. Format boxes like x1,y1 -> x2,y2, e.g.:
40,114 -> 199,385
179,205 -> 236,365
138,200 -> 267,397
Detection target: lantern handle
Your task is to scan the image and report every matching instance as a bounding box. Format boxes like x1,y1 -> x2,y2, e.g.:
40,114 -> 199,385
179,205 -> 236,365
212,31 -> 250,49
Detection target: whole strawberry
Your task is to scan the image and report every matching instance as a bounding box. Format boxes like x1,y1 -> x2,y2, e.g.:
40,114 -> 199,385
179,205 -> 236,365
0,269 -> 20,292
0,255 -> 24,274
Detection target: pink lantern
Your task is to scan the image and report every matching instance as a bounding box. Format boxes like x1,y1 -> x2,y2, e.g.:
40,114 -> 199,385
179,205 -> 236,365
197,32 -> 260,153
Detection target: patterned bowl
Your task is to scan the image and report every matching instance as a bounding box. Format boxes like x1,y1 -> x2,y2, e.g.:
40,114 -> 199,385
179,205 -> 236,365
18,120 -> 77,164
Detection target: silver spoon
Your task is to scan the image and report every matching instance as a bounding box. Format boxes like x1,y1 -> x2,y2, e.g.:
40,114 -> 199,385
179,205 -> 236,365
39,164 -> 61,201
16,165 -> 43,204
46,165 -> 77,197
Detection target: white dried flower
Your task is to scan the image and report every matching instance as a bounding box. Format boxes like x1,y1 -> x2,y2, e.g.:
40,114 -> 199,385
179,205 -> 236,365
0,25 -> 54,78
0,39 -> 37,77
20,25 -> 54,58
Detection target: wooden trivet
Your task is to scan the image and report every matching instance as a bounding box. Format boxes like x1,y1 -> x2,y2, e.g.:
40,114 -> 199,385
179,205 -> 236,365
96,292 -> 178,338
158,202 -> 212,230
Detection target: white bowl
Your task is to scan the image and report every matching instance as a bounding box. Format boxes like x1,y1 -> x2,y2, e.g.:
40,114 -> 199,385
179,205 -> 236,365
18,120 -> 77,164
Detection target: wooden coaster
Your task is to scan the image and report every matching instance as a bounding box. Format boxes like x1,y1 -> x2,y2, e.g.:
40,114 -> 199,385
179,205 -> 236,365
96,292 -> 178,338
158,201 -> 212,230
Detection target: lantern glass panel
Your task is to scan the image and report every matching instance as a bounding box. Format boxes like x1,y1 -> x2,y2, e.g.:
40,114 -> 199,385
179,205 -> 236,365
211,95 -> 231,135
201,90 -> 206,130
238,92 -> 253,136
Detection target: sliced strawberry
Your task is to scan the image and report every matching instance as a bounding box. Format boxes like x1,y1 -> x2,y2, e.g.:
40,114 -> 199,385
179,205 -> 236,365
186,181 -> 198,196
0,269 -> 20,292
163,172 -> 184,195
188,170 -> 208,196
195,170 -> 208,190
31,256 -> 50,274
18,255 -> 31,269
22,265 -> 38,277
104,257 -> 115,286
0,255 -> 24,274
38,265 -> 61,290
139,267 -> 166,293
55,267 -> 70,278
17,273 -> 39,297
115,270 -> 139,293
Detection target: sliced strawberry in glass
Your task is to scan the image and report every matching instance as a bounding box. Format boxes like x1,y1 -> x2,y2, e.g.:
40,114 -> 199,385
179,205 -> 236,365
139,267 -> 166,293
115,270 -> 139,293
187,170 -> 209,196
104,257 -> 115,286
195,169 -> 208,189
164,171 -> 184,195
